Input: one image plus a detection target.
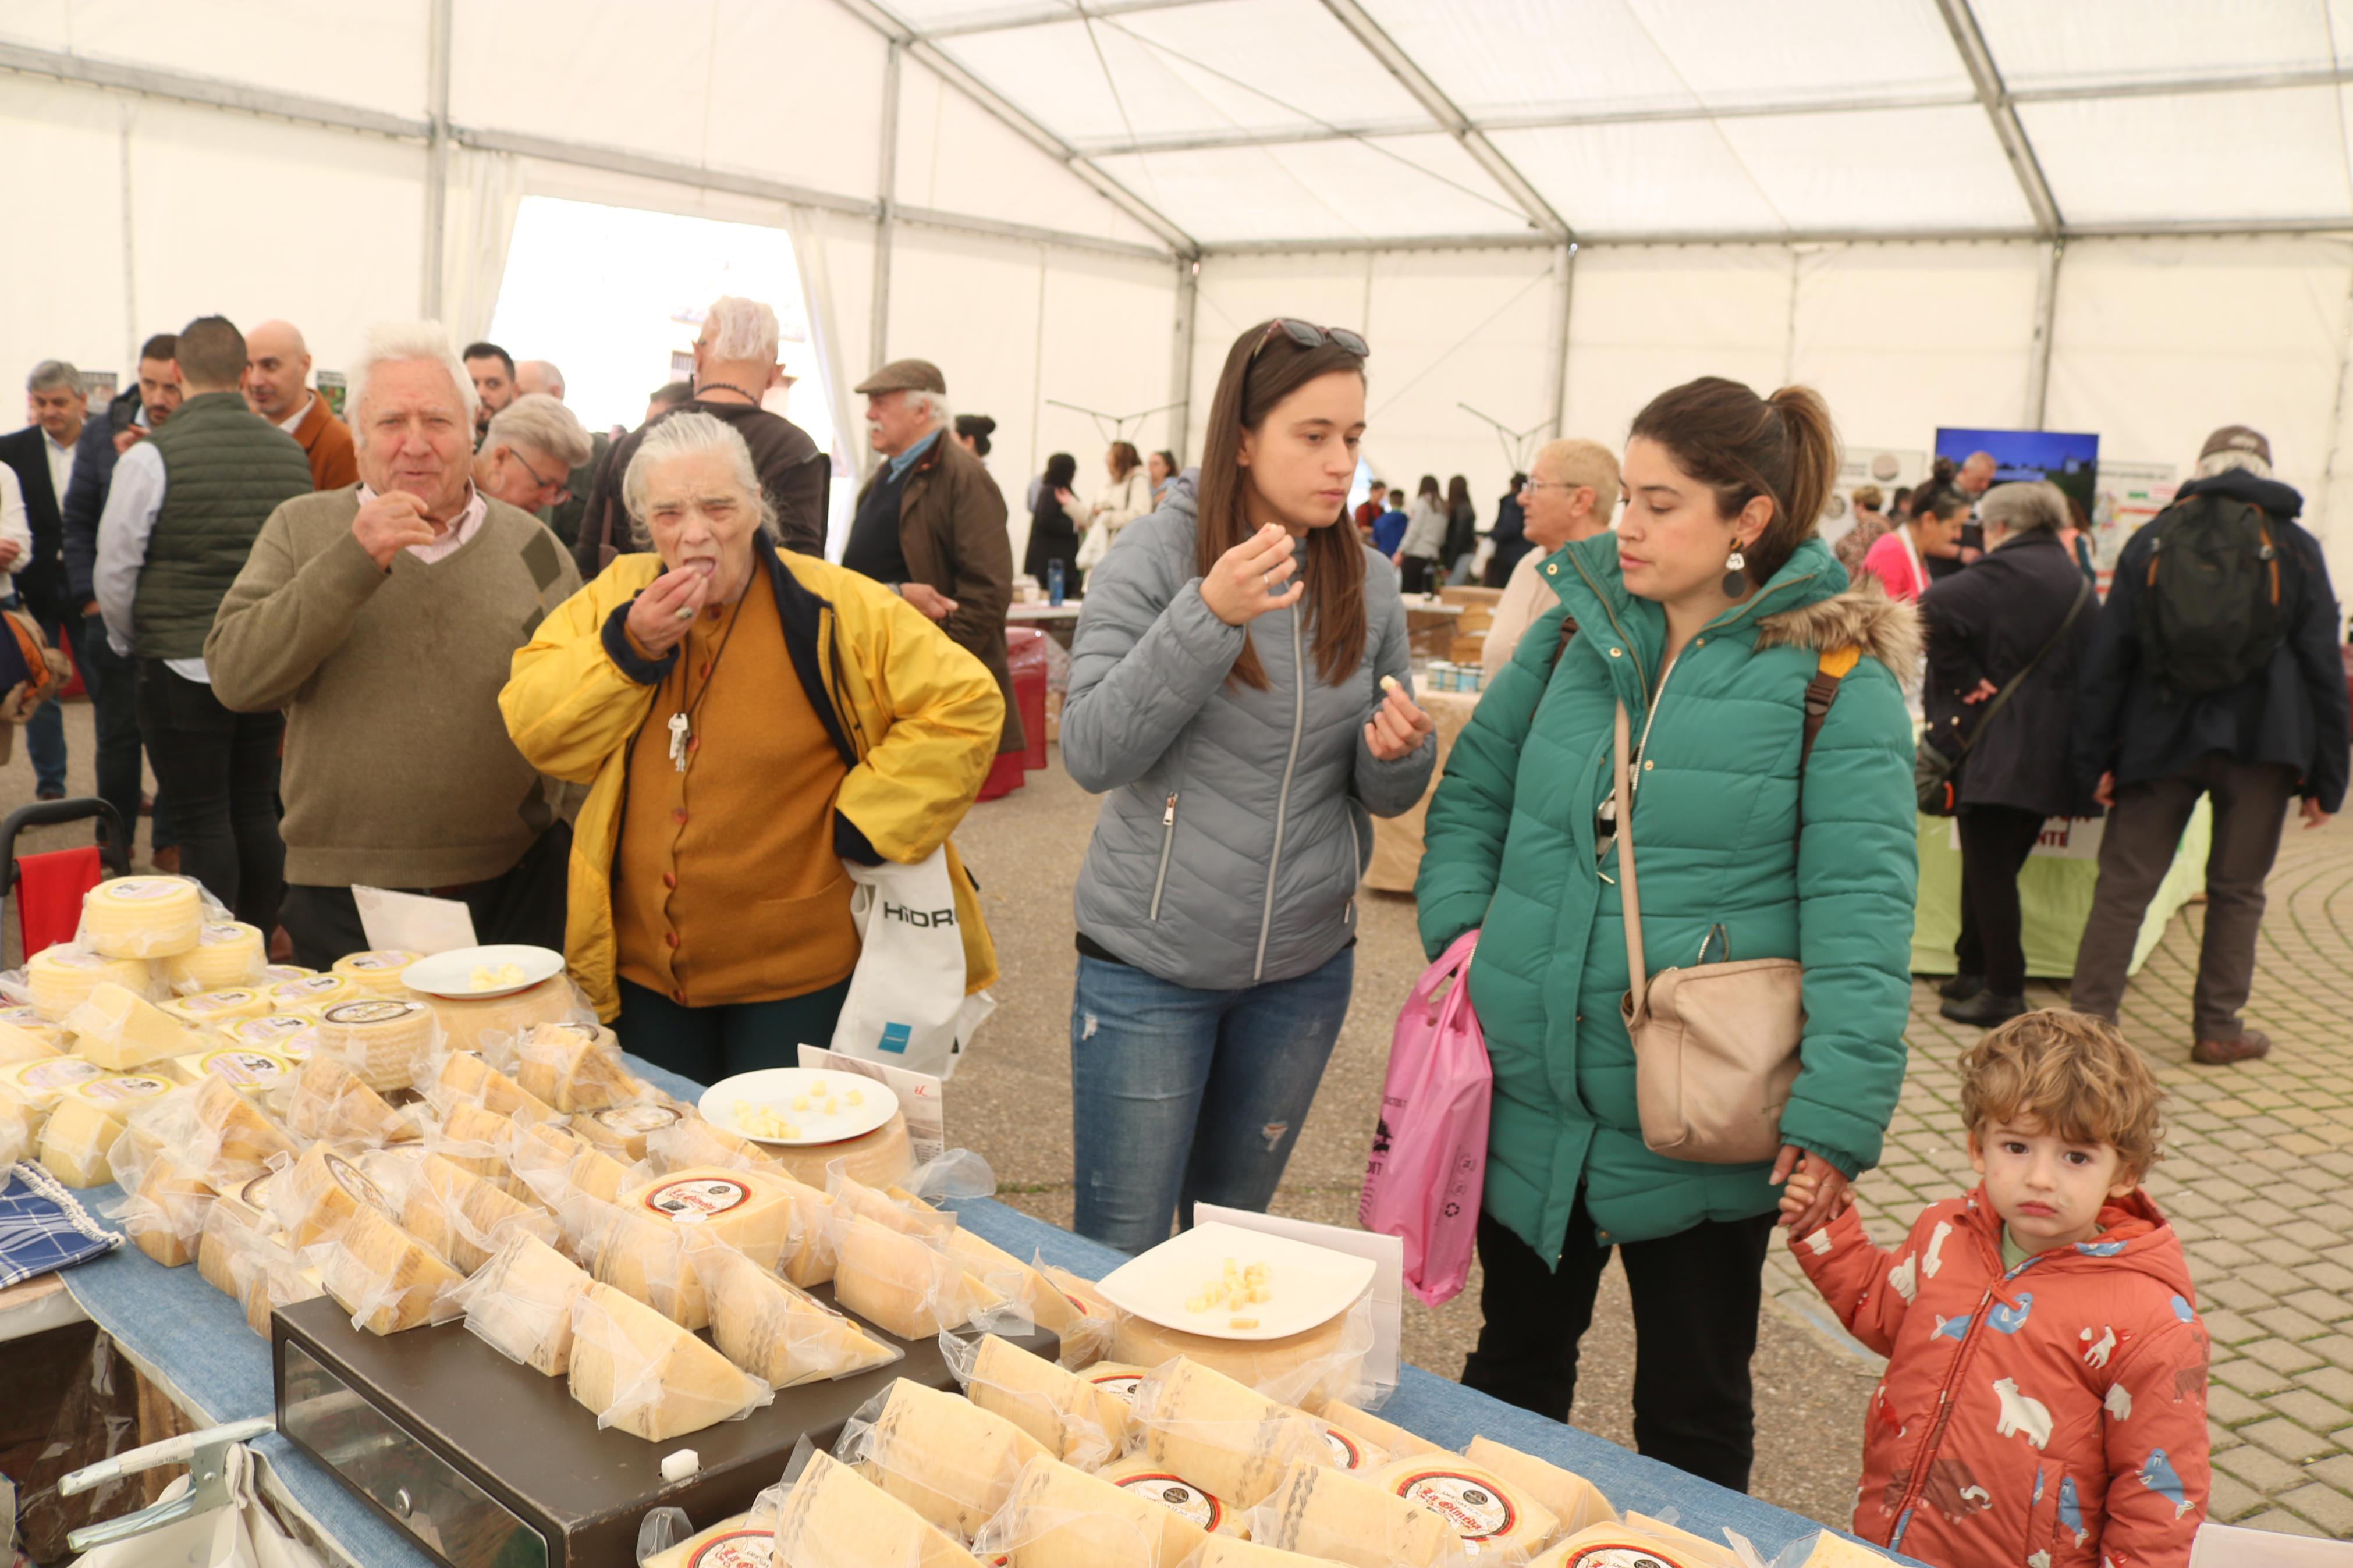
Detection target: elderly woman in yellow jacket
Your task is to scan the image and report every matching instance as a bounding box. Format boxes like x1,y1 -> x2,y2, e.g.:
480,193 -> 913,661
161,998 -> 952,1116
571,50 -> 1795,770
501,412 -> 1002,1080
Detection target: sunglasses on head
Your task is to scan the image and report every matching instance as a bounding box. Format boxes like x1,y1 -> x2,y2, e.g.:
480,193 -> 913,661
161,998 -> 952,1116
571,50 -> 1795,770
1251,319 -> 1371,362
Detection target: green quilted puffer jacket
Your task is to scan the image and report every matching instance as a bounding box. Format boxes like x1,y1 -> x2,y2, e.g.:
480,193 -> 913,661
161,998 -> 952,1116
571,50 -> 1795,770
1417,532 -> 1920,1265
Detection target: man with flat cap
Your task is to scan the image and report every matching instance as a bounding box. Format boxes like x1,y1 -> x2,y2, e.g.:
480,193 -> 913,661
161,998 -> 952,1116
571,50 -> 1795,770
843,357 -> 1021,757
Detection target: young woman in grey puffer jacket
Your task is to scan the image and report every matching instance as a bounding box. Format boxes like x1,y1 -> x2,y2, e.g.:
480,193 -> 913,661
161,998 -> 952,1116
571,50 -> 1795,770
1060,319 -> 1438,1254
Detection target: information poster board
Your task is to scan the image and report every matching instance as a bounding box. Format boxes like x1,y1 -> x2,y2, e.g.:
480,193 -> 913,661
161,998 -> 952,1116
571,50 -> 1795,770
2089,458 -> 2178,574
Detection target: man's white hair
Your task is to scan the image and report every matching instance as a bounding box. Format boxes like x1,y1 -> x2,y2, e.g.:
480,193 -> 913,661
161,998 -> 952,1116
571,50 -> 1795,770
1979,479 -> 2067,536
349,320 -> 477,426
2194,449 -> 2273,479
622,411 -> 779,546
486,393 -> 592,470
703,296 -> 780,364
908,389 -> 950,427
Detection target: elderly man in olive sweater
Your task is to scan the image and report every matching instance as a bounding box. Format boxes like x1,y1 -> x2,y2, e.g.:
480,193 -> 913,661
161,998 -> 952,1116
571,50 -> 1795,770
207,321 -> 581,968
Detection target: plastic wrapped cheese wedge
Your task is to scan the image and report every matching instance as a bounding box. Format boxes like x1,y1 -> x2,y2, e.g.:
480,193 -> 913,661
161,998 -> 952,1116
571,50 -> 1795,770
938,1227 -> 1083,1343
567,1281 -> 772,1441
623,1167 -> 801,1272
26,945 -> 152,1023
161,921 -> 267,993
691,1240 -> 899,1388
645,1113 -> 783,1176
112,1143 -> 217,1266
1181,1539 -> 1350,1568
1098,1455 -> 1247,1558
459,1231 -> 594,1375
315,998 -> 438,1094
400,1151 -> 560,1271
508,1118 -> 633,1207
1525,1520 -> 1741,1568
0,1021 -> 62,1064
559,1192 -> 704,1328
760,1447 -> 982,1568
1284,1409 -> 1388,1475
0,1054 -> 107,1139
309,1203 -> 464,1335
227,1228 -> 322,1337
1461,1437 -> 1615,1541
971,1455 -> 1167,1568
435,1098 -> 536,1193
574,1101 -> 683,1163
1364,1454 -> 1559,1561
1038,1265 -> 1119,1370
278,1055 -> 414,1146
773,1175 -> 838,1289
836,1378 -> 1050,1538
1133,1358 -> 1340,1513
640,1512 -> 773,1568
159,988 -> 272,1031
331,950 -> 420,996
276,1142 -> 400,1247
939,1331 -> 1122,1466
428,1048 -> 556,1122
80,876 -> 203,958
831,1213 -> 1011,1341
511,1020 -> 640,1112
1243,1463 -> 1457,1568
1116,1292 -> 1377,1413
40,1072 -> 175,1185
189,1071 -> 300,1181
65,981 -> 200,1071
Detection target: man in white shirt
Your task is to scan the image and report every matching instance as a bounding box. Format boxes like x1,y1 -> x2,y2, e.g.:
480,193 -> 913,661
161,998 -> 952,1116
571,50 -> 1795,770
1481,438 -> 1623,670
0,360 -> 88,797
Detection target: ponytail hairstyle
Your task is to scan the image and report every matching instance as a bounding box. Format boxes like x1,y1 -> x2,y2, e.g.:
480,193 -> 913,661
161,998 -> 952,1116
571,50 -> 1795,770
1627,377 -> 1839,588
1195,319 -> 1370,692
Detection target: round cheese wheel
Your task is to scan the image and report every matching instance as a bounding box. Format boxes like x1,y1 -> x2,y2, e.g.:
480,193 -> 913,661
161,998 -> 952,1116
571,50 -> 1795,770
765,1108 -> 915,1189
268,973 -> 357,1011
162,988 -> 274,1030
1366,1454 -> 1559,1558
257,964 -> 314,985
1540,1522 -> 1736,1568
81,877 -> 203,958
1114,1306 -> 1355,1405
26,945 -> 152,1022
317,998 -> 438,1093
160,922 -> 267,991
425,976 -> 578,1055
642,1515 -> 773,1568
331,950 -> 421,995
1463,1435 -> 1615,1539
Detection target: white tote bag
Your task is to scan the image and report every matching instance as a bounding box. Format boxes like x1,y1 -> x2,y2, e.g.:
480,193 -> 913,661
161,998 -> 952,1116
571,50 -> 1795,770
827,848 -> 995,1079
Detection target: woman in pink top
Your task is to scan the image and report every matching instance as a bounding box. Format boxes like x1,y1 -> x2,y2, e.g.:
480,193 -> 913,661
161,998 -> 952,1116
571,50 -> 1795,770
1858,477 -> 1968,600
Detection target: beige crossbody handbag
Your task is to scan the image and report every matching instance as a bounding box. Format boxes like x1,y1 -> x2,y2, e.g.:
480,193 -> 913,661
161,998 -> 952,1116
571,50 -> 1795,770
1609,648 -> 1856,1164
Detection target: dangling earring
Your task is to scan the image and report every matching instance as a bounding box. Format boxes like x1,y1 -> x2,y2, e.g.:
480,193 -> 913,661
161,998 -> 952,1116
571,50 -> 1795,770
1721,548 -> 1748,598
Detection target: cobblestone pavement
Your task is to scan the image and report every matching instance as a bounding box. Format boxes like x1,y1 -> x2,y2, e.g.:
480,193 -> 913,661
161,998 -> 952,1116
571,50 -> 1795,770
1765,819 -> 2353,1540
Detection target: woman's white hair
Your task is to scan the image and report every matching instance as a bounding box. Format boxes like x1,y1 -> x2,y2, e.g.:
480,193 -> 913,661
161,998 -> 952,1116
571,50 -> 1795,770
622,411 -> 779,546
704,296 -> 780,363
1980,479 -> 2068,536
485,393 -> 592,470
349,320 -> 477,426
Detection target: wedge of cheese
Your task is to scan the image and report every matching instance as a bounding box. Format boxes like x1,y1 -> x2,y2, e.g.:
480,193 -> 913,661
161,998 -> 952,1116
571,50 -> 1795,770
0,1021 -> 62,1065
574,1101 -> 682,1162
832,1214 -> 1003,1340
1366,1453 -> 1559,1560
438,1098 -> 526,1185
940,1228 -> 1082,1342
190,1071 -> 299,1179
402,1151 -> 559,1271
512,1021 -> 638,1112
432,1050 -> 555,1122
229,1229 -> 321,1338
567,1281 -> 769,1441
1134,1358 -> 1335,1512
851,1378 -> 1050,1538
959,1333 -> 1126,1464
65,981 -> 200,1071
0,1005 -> 70,1050
1249,1462 -> 1455,1568
278,1142 -> 400,1247
463,1231 -> 593,1375
159,988 -> 273,1030
640,1514 -> 773,1568
0,1054 -> 105,1137
314,1203 -> 463,1335
1038,1265 -> 1117,1370
1095,1456 -> 1246,1558
160,921 -> 266,992
775,1176 -> 837,1288
509,1119 -> 633,1206
39,1073 -> 175,1185
980,1455 -> 1167,1567
647,1113 -> 782,1175
26,946 -> 152,1023
330,950 -> 420,995
695,1241 -> 898,1388
0,1100 -> 29,1166
316,998 -> 436,1093
1463,1436 -> 1615,1540
80,876 -> 201,958
772,1449 -> 982,1568
123,1149 -> 217,1267
280,1055 -> 413,1146
1291,1411 -> 1387,1475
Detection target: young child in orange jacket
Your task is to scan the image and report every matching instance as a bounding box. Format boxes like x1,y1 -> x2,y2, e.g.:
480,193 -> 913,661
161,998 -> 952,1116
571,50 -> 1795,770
1781,1011 -> 2208,1568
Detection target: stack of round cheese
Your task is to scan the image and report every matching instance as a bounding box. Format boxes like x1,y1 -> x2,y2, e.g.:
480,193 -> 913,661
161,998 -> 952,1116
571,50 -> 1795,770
26,945 -> 151,1023
316,998 -> 438,1093
161,987 -> 275,1031
80,876 -> 203,959
161,922 -> 267,992
331,950 -> 421,997
268,973 -> 357,1012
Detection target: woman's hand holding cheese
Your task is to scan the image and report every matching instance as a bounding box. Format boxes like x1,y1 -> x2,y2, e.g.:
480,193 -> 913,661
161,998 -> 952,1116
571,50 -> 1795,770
1366,674 -> 1432,760
624,564 -> 712,657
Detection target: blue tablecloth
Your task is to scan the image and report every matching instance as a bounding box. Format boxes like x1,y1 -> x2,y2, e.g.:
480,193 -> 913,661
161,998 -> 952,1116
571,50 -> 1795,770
47,1055 -> 1908,1566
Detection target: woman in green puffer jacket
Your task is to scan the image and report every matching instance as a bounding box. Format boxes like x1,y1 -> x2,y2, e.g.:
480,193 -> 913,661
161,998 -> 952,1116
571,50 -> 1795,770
1416,377 -> 1919,1492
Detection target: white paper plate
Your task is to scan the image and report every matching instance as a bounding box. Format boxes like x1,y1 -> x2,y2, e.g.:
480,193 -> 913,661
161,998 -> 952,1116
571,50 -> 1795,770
399,945 -> 566,1000
701,1068 -> 898,1146
1095,1220 -> 1378,1342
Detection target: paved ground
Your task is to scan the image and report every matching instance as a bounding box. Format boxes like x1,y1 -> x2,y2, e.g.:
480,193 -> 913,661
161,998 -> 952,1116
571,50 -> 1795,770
8,702 -> 2347,1538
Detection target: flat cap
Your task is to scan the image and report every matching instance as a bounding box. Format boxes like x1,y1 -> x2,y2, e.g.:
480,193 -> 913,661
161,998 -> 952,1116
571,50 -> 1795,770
2199,424 -> 2270,466
854,358 -> 946,396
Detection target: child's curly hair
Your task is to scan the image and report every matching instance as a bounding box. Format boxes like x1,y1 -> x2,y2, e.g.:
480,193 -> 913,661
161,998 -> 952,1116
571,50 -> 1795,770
1959,1011 -> 2166,1181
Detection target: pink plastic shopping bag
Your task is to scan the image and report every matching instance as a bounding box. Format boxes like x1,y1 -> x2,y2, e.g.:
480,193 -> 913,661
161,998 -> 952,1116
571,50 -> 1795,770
1358,929 -> 1490,1307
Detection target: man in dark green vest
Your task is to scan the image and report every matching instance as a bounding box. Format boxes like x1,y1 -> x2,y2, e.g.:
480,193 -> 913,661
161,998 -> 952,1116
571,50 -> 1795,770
94,315 -> 313,930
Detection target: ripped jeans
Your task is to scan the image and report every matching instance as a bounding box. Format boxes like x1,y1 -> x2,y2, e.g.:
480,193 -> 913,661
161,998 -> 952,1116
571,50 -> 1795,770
1069,947 -> 1353,1255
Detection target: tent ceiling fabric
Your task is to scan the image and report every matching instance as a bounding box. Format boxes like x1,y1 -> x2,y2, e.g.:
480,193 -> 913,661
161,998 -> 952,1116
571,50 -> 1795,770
874,0 -> 2353,247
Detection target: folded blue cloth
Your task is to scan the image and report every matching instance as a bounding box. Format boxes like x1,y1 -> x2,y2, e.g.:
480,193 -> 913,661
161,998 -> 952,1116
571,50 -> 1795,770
0,1160 -> 123,1287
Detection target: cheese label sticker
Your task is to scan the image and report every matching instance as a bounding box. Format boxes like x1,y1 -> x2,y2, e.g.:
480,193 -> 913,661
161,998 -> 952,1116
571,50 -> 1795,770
104,879 -> 181,902
243,1172 -> 277,1208
85,1075 -> 171,1103
51,950 -> 109,970
183,990 -> 260,1013
643,1176 -> 751,1222
1088,1371 -> 1143,1402
344,952 -> 412,971
201,1051 -> 288,1086
1561,1548 -> 1700,1568
1322,1427 -> 1372,1469
1113,1471 -> 1222,1531
327,1153 -> 392,1215
0,1006 -> 38,1023
198,923 -> 247,945
684,1534 -> 773,1568
598,1105 -> 679,1133
17,1058 -> 102,1090
1393,1469 -> 1517,1541
325,1000 -> 418,1025
230,1015 -> 310,1043
272,977 -> 343,1001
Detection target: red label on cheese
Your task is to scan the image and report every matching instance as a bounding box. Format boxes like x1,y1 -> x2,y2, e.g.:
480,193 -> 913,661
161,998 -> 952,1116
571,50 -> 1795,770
643,1176 -> 751,1222
1561,1547 -> 1702,1567
1392,1468 -> 1517,1541
1088,1371 -> 1142,1401
684,1530 -> 772,1567
1321,1426 -> 1370,1469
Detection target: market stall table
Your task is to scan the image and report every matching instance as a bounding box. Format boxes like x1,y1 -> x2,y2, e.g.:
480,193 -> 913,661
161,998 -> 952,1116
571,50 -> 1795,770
1006,598 -> 1082,653
1366,686 -> 1480,892
34,1053 -> 1910,1568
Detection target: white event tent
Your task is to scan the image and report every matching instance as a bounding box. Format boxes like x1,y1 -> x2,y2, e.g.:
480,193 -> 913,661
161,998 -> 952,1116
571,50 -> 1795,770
8,0 -> 2353,581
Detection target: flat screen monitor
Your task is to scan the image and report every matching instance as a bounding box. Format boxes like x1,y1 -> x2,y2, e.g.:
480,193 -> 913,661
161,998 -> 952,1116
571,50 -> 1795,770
1935,427 -> 2101,519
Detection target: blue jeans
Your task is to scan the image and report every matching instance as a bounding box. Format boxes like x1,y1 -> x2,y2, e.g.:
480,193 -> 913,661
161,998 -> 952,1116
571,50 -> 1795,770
1069,947 -> 1353,1255
74,615 -> 171,852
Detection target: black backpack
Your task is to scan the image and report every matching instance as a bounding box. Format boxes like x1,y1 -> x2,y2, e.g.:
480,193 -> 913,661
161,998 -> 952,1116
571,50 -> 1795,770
2135,490 -> 2289,696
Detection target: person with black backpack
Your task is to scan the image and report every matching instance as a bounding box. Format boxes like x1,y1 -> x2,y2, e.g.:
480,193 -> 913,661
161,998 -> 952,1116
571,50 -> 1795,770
2070,424 -> 2350,1065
